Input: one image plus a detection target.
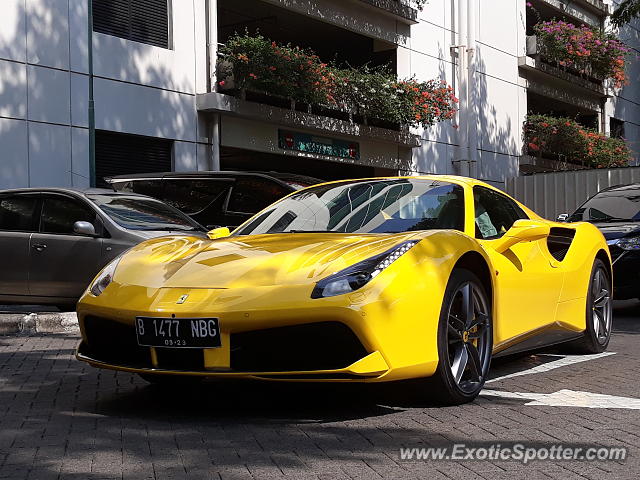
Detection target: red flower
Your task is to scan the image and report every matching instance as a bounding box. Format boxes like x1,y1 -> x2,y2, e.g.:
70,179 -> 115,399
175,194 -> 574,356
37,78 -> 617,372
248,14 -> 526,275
528,142 -> 540,151
248,73 -> 257,79
218,80 -> 226,87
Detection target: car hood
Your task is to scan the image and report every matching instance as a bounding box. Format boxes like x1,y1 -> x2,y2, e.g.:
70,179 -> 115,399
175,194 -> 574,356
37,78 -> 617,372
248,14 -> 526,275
590,221 -> 640,240
114,232 -> 421,289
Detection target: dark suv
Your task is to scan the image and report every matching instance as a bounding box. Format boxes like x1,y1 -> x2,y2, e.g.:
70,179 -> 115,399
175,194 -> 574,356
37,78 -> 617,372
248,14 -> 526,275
564,183 -> 640,300
107,171 -> 323,229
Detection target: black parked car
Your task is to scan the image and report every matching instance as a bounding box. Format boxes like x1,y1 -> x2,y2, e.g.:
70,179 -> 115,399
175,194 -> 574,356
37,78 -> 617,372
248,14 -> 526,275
562,183 -> 640,300
106,171 -> 323,229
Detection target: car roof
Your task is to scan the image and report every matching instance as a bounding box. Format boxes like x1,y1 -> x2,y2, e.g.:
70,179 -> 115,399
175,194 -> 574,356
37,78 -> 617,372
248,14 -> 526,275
105,170 -> 324,187
598,183 -> 640,193
0,187 -> 152,199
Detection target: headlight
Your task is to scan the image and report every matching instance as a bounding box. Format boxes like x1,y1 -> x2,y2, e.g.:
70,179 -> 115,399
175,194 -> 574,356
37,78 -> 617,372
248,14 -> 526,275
311,240 -> 419,298
616,236 -> 640,251
89,255 -> 122,296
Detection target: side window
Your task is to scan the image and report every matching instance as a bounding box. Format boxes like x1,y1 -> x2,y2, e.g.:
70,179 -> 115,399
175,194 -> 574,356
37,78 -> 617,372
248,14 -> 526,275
40,197 -> 97,235
228,178 -> 290,214
0,196 -> 39,232
162,180 -> 231,215
118,180 -> 165,199
474,187 -> 528,240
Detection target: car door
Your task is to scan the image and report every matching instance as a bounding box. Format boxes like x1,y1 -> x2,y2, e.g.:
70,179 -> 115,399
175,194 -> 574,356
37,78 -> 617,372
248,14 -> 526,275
29,194 -> 103,299
473,186 -> 564,346
0,193 -> 40,297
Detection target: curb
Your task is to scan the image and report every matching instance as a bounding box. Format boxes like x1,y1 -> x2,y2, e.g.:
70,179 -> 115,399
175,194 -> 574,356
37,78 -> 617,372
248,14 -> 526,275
0,312 -> 79,335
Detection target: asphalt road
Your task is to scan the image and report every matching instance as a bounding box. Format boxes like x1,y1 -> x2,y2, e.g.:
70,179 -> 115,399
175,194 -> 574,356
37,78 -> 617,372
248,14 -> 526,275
2,303 -> 640,479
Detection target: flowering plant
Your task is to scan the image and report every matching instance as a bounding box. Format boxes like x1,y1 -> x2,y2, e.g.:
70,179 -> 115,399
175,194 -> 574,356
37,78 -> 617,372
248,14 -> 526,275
524,114 -> 630,168
393,78 -> 458,127
217,33 -> 334,105
218,33 -> 458,129
408,0 -> 428,10
533,20 -> 630,88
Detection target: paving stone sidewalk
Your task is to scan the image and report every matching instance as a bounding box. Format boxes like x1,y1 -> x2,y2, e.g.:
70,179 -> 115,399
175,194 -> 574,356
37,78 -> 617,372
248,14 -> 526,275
1,303 -> 640,479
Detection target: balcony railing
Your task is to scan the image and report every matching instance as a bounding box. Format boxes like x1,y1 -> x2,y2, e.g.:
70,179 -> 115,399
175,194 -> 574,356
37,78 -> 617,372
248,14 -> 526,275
356,0 -> 418,23
536,0 -> 609,27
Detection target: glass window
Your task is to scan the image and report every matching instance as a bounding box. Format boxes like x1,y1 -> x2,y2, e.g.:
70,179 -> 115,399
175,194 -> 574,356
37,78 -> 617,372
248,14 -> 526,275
474,186 -> 528,240
228,178 -> 291,214
88,194 -> 204,232
40,197 -> 97,235
0,196 -> 38,232
114,180 -> 165,199
162,179 -> 231,215
236,179 -> 465,235
568,186 -> 640,222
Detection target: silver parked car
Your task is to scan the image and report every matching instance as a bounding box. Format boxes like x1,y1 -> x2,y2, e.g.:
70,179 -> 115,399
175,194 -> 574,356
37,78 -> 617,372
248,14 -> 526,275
0,188 -> 208,308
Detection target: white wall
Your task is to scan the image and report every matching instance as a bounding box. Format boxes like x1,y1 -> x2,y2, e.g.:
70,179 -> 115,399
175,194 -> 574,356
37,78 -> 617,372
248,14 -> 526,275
0,0 -> 209,190
405,0 -> 524,187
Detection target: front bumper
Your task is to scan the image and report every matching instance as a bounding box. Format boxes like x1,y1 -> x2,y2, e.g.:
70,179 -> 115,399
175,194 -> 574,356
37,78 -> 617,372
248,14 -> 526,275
76,284 -> 441,382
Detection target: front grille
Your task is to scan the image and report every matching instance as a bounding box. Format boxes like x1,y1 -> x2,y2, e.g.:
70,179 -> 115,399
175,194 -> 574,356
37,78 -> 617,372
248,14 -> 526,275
83,316 -> 150,368
155,348 -> 205,371
230,322 -> 368,372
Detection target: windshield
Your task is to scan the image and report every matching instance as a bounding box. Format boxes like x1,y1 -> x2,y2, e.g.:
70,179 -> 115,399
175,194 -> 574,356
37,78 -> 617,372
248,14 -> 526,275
569,187 -> 640,222
235,179 -> 465,235
88,194 -> 205,231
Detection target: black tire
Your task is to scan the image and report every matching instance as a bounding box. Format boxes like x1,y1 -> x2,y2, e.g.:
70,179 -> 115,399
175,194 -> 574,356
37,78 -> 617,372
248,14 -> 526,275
421,268 -> 493,405
568,258 -> 612,354
138,373 -> 203,386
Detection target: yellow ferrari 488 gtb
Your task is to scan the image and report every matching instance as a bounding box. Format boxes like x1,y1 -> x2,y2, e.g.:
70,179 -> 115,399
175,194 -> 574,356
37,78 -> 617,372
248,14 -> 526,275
76,176 -> 612,405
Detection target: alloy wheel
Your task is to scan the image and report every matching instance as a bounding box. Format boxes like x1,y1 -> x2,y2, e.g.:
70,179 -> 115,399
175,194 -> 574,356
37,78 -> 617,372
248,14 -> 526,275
446,281 -> 491,394
591,267 -> 612,345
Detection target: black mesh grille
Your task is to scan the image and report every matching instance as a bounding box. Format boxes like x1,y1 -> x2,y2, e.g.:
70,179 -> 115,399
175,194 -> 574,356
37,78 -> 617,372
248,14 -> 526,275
83,316 -> 150,368
95,131 -> 172,187
93,0 -> 169,49
231,322 -> 368,372
155,348 -> 205,371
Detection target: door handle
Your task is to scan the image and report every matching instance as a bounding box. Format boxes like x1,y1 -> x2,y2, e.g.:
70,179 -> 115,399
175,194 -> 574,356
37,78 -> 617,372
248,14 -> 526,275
32,243 -> 47,252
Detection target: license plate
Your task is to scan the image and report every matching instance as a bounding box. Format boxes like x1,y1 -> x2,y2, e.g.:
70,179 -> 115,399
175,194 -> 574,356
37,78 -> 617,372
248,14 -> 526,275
135,317 -> 221,348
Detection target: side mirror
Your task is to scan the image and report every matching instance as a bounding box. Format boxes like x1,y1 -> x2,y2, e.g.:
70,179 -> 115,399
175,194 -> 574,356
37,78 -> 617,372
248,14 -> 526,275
493,219 -> 550,254
73,221 -> 97,237
557,213 -> 569,222
207,226 -> 231,240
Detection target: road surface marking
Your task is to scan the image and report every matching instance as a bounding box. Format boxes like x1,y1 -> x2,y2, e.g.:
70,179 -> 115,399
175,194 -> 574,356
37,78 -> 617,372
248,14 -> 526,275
486,352 -> 616,384
481,389 -> 640,409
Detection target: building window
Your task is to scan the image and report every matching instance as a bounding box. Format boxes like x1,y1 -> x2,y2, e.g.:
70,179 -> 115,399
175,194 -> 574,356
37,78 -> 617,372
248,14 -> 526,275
95,131 -> 173,187
610,118 -> 625,139
92,0 -> 171,49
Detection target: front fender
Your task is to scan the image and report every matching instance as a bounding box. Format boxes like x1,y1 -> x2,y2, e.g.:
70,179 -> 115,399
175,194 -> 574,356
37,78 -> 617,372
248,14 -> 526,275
345,230 -> 492,380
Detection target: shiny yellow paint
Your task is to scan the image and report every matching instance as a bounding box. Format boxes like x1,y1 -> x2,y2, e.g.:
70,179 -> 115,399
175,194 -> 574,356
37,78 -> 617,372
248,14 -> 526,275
76,175 -> 610,382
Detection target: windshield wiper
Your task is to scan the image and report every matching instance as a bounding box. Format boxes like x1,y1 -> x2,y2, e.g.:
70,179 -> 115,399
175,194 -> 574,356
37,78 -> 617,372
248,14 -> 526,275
142,226 -> 200,231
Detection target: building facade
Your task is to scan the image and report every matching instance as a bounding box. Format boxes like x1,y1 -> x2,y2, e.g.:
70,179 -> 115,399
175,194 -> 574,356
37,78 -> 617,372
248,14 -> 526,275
0,0 -> 638,191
